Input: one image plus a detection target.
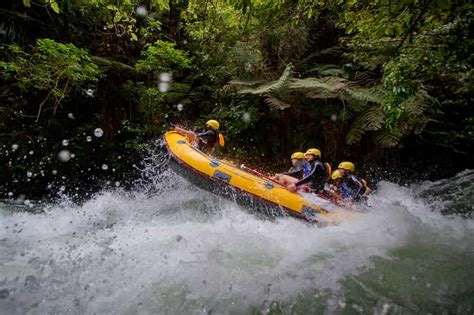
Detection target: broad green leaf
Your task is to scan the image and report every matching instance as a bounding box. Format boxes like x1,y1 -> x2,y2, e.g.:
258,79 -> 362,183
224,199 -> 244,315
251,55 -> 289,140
114,12 -> 122,23
49,0 -> 60,14
131,33 -> 138,41
23,0 -> 31,8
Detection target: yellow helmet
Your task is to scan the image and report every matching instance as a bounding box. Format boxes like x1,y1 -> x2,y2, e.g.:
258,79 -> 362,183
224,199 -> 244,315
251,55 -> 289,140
206,119 -> 220,130
331,169 -> 343,180
305,148 -> 321,158
338,161 -> 355,172
290,152 -> 305,160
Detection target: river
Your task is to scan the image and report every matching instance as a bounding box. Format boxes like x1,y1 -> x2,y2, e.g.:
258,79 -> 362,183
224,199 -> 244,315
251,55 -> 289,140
1,166 -> 473,314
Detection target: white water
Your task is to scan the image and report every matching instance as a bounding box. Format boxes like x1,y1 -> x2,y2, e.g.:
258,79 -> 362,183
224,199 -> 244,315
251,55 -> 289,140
1,170 -> 474,314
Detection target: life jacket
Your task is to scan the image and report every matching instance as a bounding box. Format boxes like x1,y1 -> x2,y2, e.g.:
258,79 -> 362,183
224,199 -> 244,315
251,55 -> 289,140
342,174 -> 366,201
303,161 -> 313,177
324,162 -> 332,180
218,133 -> 225,147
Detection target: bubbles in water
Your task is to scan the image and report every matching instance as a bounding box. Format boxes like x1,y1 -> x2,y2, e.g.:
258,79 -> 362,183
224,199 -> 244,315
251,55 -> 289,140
26,171 -> 33,178
159,72 -> 172,83
242,112 -> 251,123
68,113 -> 75,120
102,164 -> 109,171
136,5 -> 148,17
177,103 -> 184,111
158,82 -> 170,93
11,144 -> 19,151
86,136 -> 92,142
331,114 -> 337,122
94,128 -> 104,138
58,150 -> 71,162
85,88 -> 95,97
62,139 -> 69,146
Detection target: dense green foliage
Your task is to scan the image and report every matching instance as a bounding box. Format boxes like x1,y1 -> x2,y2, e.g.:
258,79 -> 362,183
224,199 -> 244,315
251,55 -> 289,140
0,0 -> 472,198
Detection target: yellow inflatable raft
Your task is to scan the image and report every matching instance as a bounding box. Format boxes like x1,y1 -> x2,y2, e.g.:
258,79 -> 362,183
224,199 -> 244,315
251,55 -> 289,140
163,130 -> 354,224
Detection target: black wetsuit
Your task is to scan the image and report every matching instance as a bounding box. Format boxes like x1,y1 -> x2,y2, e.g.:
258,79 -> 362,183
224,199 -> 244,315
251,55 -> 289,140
283,160 -> 306,178
196,128 -> 219,151
341,174 -> 366,201
295,159 -> 328,191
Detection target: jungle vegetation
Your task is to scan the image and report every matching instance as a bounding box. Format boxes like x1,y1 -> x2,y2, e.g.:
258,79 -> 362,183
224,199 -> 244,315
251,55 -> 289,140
0,0 -> 472,198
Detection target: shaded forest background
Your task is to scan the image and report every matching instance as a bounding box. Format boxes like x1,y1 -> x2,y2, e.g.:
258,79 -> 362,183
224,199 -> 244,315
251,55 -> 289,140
0,0 -> 472,199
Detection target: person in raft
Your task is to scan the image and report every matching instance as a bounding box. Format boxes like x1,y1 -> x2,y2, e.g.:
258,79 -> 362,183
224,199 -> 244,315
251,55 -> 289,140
329,161 -> 371,202
278,148 -> 331,193
175,119 -> 224,155
273,152 -> 306,182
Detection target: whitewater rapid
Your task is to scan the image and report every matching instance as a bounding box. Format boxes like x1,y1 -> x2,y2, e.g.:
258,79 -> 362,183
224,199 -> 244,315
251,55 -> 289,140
1,170 -> 473,314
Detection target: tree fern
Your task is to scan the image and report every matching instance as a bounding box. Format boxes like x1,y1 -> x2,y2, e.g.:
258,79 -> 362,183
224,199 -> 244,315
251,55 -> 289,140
345,86 -> 383,105
264,95 -> 291,110
346,106 -> 385,144
374,129 -> 402,148
289,77 -> 351,99
403,88 -> 430,117
238,64 -> 293,95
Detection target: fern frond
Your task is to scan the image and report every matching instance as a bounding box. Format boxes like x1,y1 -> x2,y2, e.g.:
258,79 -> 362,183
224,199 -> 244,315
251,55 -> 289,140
374,129 -> 402,148
264,95 -> 291,110
346,123 -> 367,145
345,86 -> 383,104
223,79 -> 267,92
289,76 -> 351,99
346,107 -> 385,144
403,89 -> 430,116
239,64 -> 293,95
307,64 -> 347,78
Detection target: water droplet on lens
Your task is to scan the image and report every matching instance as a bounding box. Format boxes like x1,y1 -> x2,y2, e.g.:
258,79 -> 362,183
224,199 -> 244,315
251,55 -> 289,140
85,88 -> 95,97
158,82 -> 170,93
86,136 -> 92,142
68,113 -> 75,119
136,5 -> 148,17
159,72 -> 172,82
62,139 -> 69,146
242,112 -> 251,123
102,164 -> 108,170
58,150 -> 71,162
94,128 -> 104,138
331,114 -> 337,122
177,103 -> 183,111
70,153 -> 75,158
